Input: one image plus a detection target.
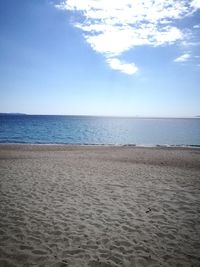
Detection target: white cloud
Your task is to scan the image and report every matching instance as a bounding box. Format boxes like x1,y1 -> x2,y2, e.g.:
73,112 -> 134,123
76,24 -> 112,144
191,0 -> 200,9
55,0 -> 200,74
174,53 -> 191,62
193,24 -> 200,29
107,58 -> 138,75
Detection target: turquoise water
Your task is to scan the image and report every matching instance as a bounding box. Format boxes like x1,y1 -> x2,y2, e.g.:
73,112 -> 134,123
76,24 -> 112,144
0,115 -> 200,146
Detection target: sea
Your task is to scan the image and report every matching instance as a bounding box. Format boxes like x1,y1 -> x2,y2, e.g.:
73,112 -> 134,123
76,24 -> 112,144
0,114 -> 200,147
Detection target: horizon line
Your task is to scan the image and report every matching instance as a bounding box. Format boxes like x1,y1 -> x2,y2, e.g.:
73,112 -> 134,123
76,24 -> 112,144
0,112 -> 199,119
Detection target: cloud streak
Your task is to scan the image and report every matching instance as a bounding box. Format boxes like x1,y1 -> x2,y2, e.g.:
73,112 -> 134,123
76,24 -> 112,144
174,53 -> 191,62
55,0 -> 200,74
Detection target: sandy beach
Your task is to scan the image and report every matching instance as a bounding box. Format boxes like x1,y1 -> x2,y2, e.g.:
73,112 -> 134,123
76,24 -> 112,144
0,145 -> 200,267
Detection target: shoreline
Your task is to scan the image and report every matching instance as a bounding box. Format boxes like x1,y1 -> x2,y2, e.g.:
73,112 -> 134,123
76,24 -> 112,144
0,145 -> 200,266
0,142 -> 200,149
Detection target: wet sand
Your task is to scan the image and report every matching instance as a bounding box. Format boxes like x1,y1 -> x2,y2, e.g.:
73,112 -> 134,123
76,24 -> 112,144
0,145 -> 200,267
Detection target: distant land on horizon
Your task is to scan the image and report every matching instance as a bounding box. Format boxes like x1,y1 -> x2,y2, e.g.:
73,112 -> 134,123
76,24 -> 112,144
0,113 -> 28,115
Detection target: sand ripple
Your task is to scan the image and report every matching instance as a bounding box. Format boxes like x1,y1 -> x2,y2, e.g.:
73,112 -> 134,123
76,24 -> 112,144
0,145 -> 200,266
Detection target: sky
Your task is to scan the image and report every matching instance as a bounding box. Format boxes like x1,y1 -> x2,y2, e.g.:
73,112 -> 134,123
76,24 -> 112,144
0,0 -> 200,117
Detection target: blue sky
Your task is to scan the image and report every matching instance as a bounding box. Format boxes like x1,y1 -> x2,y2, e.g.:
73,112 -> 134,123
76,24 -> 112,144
0,0 -> 200,117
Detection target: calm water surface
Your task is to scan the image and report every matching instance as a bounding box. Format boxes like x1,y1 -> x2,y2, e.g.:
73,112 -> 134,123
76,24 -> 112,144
0,115 -> 200,146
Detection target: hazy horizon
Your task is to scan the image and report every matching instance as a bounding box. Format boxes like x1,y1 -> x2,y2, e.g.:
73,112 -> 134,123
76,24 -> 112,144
1,112 -> 200,119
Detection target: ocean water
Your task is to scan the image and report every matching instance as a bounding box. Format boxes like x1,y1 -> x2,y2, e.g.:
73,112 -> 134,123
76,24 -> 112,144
0,115 -> 200,146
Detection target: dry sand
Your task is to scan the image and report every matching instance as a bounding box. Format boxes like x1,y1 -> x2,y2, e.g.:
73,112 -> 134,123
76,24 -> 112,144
0,145 -> 200,267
